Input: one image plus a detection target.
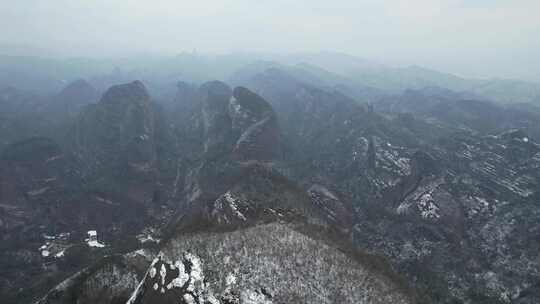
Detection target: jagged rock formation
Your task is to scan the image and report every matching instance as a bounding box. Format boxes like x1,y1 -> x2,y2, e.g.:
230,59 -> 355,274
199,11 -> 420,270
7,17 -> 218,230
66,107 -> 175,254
199,81 -> 234,157
70,81 -> 157,197
184,82 -> 283,207
196,82 -> 282,161
238,68 -> 421,206
230,87 -> 281,161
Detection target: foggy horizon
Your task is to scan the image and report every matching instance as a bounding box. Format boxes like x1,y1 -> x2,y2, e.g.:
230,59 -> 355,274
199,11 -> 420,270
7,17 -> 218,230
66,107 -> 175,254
1,0 -> 539,82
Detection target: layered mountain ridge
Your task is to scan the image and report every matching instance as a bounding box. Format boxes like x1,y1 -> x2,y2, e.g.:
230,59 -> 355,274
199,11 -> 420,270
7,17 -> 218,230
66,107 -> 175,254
31,79 -> 417,304
1,63 -> 539,304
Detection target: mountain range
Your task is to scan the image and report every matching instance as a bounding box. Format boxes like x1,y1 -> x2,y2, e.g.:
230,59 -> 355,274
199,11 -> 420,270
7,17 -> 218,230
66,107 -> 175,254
1,52 -> 540,105
0,56 -> 539,304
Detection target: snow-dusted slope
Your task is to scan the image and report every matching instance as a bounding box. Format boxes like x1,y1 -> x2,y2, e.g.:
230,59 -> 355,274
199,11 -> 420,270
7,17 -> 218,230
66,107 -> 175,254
128,223 -> 414,304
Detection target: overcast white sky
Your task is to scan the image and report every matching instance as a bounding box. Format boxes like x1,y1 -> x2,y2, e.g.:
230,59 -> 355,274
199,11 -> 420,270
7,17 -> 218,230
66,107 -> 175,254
1,0 -> 539,81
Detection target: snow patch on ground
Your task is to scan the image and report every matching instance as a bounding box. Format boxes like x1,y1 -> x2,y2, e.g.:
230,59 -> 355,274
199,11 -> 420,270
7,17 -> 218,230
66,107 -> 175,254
183,294 -> 196,304
171,260 -> 189,288
87,240 -> 105,248
225,272 -> 237,293
396,202 -> 411,215
241,289 -> 273,304
160,264 -> 167,285
38,232 -> 71,258
315,185 -> 340,201
224,191 -> 247,221
27,187 -> 49,196
207,294 -> 220,304
418,193 -> 440,219
136,232 -> 160,244
145,252 -> 206,297
185,252 -> 204,292
127,248 -> 153,260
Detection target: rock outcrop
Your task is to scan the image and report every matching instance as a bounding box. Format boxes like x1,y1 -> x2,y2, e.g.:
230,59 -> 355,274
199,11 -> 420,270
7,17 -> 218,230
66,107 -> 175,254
199,81 -> 234,157
184,83 -> 283,207
70,81 -> 157,193
230,87 -> 281,161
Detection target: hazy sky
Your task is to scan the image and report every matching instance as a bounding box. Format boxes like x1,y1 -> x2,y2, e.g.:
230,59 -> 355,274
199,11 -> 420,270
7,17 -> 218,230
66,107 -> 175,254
1,0 -> 539,81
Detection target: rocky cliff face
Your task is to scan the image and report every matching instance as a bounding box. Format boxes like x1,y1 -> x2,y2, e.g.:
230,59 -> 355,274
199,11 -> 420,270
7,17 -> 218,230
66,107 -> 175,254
199,81 -> 234,157
184,83 -> 283,207
70,81 -> 157,197
230,87 -> 281,161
